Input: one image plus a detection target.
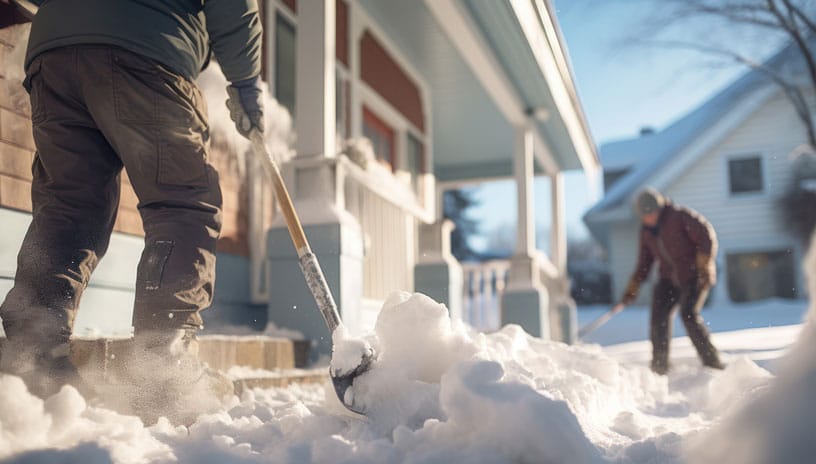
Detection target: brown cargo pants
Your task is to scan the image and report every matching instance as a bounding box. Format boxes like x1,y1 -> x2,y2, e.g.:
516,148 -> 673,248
650,278 -> 722,373
0,45 -> 222,358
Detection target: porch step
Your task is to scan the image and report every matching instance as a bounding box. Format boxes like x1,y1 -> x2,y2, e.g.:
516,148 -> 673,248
228,367 -> 329,396
196,335 -> 312,371
69,335 -> 312,374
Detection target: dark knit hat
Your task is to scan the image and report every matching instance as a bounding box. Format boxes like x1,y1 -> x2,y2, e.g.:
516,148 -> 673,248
635,188 -> 665,216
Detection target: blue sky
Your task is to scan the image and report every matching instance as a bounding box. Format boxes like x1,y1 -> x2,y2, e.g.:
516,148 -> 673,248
469,0 -> 768,250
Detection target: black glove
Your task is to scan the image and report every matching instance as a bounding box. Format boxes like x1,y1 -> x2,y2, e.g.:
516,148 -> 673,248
226,76 -> 264,138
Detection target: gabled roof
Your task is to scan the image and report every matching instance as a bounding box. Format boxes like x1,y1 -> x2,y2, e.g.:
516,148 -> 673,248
583,41 -> 804,243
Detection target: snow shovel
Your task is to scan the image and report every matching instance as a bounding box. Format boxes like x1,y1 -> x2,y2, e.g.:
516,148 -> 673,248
249,129 -> 375,414
577,304 -> 624,339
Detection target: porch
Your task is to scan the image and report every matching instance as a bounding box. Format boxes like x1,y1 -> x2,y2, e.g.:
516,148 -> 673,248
260,0 -> 598,355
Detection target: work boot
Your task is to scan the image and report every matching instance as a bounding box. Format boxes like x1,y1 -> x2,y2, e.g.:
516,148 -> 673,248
703,359 -> 726,370
650,358 -> 669,376
105,329 -> 234,425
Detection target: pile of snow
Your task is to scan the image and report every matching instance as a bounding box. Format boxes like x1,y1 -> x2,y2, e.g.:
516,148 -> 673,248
1,288 -> 800,463
689,234 -> 816,463
0,377 -> 172,463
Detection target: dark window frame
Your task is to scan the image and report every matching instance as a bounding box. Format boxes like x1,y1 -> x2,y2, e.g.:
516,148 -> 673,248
274,12 -> 297,117
728,156 -> 764,195
726,249 -> 798,302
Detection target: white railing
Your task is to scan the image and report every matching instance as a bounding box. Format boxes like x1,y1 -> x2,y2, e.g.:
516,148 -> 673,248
343,160 -> 431,300
461,253 -> 567,333
461,260 -> 509,331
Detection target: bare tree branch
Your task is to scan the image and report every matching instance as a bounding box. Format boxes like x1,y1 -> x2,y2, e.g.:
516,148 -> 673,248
780,0 -> 816,35
646,38 -> 816,145
767,0 -> 816,118
626,0 -> 816,147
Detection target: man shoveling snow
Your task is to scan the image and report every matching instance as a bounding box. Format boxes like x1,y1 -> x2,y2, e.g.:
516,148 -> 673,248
0,0 -> 265,423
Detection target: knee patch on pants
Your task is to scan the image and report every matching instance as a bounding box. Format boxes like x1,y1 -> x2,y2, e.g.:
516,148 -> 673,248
142,240 -> 174,290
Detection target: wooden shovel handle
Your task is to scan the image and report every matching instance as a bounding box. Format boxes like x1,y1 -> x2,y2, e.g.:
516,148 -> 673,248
250,130 -> 309,255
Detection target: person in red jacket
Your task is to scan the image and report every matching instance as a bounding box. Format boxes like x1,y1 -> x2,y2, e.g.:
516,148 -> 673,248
613,188 -> 724,375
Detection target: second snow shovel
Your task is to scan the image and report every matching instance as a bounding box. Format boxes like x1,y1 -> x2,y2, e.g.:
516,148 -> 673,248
249,129 -> 375,414
577,305 -> 624,339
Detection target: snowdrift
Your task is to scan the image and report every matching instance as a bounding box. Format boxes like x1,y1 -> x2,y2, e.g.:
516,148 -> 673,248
688,235 -> 816,463
1,280 -> 803,463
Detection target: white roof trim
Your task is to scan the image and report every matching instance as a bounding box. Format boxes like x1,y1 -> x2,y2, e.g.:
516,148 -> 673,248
533,130 -> 560,175
510,0 -> 598,173
424,0 -> 527,126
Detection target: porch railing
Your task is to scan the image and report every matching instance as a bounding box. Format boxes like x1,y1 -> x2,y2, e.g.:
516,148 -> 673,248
461,252 -> 564,332
342,160 -> 431,301
461,260 -> 509,331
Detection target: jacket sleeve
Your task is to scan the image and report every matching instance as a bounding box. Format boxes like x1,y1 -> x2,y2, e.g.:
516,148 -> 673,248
621,229 -> 654,305
680,208 -> 716,257
203,0 -> 263,83
681,208 -> 718,285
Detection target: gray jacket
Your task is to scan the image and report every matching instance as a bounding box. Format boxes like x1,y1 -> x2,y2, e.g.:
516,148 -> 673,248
26,0 -> 262,82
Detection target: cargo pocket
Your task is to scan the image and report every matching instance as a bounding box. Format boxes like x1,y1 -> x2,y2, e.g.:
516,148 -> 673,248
112,51 -> 193,125
143,240 -> 174,290
157,142 -> 210,189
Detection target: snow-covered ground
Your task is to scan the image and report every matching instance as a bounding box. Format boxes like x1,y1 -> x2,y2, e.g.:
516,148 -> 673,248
1,279 -> 812,463
578,298 -> 807,347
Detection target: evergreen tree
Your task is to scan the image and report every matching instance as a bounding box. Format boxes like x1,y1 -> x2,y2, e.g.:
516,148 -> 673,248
443,189 -> 480,261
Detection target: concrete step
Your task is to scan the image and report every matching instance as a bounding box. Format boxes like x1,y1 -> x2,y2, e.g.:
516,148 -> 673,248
196,335 -> 311,371
227,367 -> 329,395
2,336 -> 323,394
69,335 -> 312,375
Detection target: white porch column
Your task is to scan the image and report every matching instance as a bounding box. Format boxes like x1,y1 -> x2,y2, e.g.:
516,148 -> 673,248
414,220 -> 463,320
549,171 -> 576,343
501,126 -> 550,339
269,1 -> 364,359
294,0 -> 336,158
550,172 -> 566,274
515,128 -> 536,256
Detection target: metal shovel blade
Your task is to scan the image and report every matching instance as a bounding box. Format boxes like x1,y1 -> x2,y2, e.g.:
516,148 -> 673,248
298,251 -> 379,415
330,350 -> 376,415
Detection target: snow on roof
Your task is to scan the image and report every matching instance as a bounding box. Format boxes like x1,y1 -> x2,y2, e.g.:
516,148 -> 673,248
598,130 -> 662,171
584,42 -> 802,235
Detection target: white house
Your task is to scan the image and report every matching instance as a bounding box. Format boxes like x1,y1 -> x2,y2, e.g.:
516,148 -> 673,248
584,43 -> 812,306
0,0 -> 598,356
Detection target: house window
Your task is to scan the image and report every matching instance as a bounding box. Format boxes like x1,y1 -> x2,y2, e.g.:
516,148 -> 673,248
405,132 -> 425,194
728,156 -> 763,194
363,106 -> 395,168
726,249 -> 798,302
275,12 -> 296,116
336,74 -> 350,138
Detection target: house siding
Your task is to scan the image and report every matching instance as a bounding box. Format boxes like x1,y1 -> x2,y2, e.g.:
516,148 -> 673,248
664,90 -> 804,251
664,90 -> 809,300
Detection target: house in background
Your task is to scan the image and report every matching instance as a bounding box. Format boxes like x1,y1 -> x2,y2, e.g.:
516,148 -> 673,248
0,0 -> 598,356
584,43 -> 811,306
